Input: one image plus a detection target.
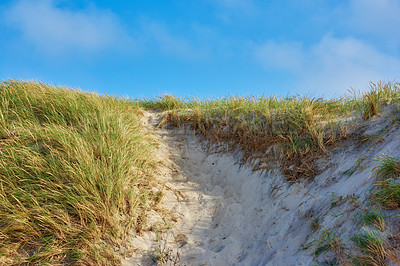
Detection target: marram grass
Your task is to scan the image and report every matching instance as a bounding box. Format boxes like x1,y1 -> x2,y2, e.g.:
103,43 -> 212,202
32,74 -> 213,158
351,230 -> 396,265
373,155 -> 400,209
374,154 -> 400,179
0,80 -> 159,264
1,79 -> 400,264
141,81 -> 400,180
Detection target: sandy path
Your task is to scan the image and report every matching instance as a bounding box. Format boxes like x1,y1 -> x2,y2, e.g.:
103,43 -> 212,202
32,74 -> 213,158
123,111 -> 313,265
123,110 -> 400,265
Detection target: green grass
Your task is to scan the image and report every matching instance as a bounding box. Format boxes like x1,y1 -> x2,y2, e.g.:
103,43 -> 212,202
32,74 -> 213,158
349,154 -> 400,265
360,81 -> 399,120
143,95 -> 351,180
351,230 -> 393,266
358,207 -> 385,232
141,81 -> 400,181
372,155 -> 400,210
372,181 -> 400,209
0,80 -> 159,264
311,228 -> 343,260
2,79 -> 400,263
374,154 -> 400,179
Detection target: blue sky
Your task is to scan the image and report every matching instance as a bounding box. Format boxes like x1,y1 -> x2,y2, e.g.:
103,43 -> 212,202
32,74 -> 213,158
1,0 -> 400,99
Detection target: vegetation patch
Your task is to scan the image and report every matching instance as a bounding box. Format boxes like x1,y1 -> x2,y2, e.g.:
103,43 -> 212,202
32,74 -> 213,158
373,181 -> 400,209
358,207 -> 386,232
374,154 -> 400,179
351,230 -> 396,265
0,80 -> 159,264
372,155 -> 400,209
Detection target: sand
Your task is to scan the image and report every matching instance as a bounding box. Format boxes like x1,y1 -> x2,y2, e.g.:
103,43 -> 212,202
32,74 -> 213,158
122,110 -> 400,265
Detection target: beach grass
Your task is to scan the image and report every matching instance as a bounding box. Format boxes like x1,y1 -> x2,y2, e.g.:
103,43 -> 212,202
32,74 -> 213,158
351,230 -> 394,265
373,180 -> 400,209
359,207 -> 386,232
374,154 -> 400,179
372,155 -> 400,210
2,79 -> 400,264
0,80 -> 159,264
141,81 -> 400,180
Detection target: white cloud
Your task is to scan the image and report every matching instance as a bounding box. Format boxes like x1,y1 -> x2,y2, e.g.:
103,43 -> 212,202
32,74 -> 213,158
3,0 -> 134,55
254,41 -> 304,72
348,0 -> 400,46
255,35 -> 400,95
144,22 -> 207,60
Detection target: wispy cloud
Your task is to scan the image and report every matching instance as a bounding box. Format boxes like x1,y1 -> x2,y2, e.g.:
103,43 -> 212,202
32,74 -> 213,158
254,35 -> 400,95
211,0 -> 257,22
348,0 -> 400,47
2,0 -> 134,56
142,21 -> 207,60
255,41 -> 304,72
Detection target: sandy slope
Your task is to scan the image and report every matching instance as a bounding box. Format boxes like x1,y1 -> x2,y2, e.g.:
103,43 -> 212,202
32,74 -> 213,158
123,111 -> 400,265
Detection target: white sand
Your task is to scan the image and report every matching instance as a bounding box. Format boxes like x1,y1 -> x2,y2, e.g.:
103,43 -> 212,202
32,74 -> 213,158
123,110 -> 400,265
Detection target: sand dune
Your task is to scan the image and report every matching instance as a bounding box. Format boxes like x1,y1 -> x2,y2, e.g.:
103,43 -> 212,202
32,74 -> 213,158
123,110 -> 400,265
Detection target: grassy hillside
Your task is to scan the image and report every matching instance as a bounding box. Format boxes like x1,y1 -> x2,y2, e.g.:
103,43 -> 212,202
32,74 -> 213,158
1,79 -> 400,265
141,81 -> 400,181
0,80 -> 160,264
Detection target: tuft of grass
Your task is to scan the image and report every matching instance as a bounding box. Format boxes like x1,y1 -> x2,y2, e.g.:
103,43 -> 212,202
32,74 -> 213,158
141,94 -> 186,111
351,230 -> 395,266
150,230 -> 181,265
311,229 -> 343,259
151,241 -> 180,265
374,154 -> 400,179
371,154 -> 400,210
360,81 -> 400,120
359,208 -> 385,232
0,80 -> 159,264
372,181 -> 400,209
